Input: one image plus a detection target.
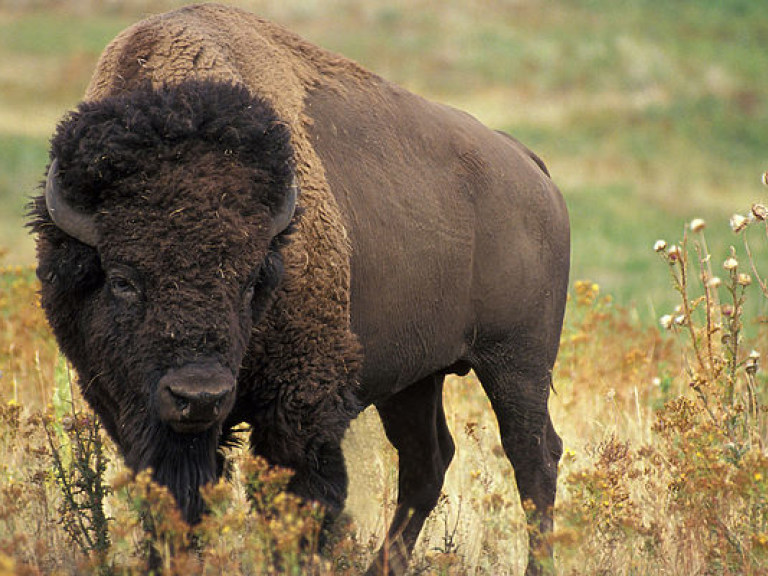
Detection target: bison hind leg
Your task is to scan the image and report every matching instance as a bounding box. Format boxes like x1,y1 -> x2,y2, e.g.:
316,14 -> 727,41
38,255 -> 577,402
470,350 -> 562,576
366,373 -> 455,576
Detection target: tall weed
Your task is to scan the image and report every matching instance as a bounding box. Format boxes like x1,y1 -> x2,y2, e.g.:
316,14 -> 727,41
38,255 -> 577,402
558,206 -> 768,575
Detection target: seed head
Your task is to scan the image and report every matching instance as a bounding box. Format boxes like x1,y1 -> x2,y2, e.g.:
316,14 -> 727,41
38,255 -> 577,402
738,273 -> 752,286
707,276 -> 722,288
689,218 -> 706,232
753,204 -> 768,221
730,213 -> 749,233
723,257 -> 738,271
61,415 -> 74,432
659,315 -> 673,330
668,245 -> 681,262
747,350 -> 760,375
654,239 -> 667,253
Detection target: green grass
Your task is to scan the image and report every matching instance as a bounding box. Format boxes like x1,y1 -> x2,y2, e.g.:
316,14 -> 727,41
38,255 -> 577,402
566,185 -> 682,312
566,184 -> 768,330
0,11 -> 133,107
1,0 -> 767,310
0,135 -> 48,262
0,12 -> 127,56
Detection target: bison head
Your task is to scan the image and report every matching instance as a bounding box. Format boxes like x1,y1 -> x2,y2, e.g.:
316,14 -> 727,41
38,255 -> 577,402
30,80 -> 298,522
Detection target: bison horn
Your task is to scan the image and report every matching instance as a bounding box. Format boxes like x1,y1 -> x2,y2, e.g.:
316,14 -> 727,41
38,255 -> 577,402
45,159 -> 99,246
269,175 -> 299,237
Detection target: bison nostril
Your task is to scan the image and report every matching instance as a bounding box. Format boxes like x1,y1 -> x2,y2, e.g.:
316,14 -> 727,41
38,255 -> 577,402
167,385 -> 230,422
171,390 -> 191,414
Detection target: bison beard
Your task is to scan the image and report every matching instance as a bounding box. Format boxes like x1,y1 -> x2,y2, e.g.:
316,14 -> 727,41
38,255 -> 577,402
135,421 -> 220,524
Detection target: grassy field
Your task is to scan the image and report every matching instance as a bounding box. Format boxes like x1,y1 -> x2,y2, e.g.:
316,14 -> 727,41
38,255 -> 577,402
2,0 -> 767,316
2,0 -> 768,574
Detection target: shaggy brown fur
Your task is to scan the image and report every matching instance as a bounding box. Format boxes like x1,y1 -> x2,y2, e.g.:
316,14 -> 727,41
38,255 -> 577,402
31,77 -> 361,523
31,5 -> 570,576
78,2 -> 368,519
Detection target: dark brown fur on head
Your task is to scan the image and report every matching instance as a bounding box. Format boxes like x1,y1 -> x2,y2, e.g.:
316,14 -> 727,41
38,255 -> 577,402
29,80 -> 297,522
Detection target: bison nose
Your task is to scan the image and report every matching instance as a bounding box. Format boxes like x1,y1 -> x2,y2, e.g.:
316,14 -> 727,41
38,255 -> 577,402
168,384 -> 228,419
155,362 -> 236,434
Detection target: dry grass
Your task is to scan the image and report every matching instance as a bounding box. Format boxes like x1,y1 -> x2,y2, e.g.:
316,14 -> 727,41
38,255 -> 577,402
4,209 -> 768,574
6,213 -> 767,574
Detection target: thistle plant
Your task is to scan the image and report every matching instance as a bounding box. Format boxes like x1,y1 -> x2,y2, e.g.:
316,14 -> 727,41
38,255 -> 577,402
647,210 -> 768,572
43,357 -> 111,571
655,204 -> 767,448
558,193 -> 768,575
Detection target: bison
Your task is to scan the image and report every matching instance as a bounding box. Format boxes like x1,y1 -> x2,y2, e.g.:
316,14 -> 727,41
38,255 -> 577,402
29,4 -> 569,575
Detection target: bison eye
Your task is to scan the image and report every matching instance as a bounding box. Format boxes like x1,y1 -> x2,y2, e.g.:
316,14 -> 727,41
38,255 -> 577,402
107,272 -> 142,302
241,266 -> 263,302
242,275 -> 257,301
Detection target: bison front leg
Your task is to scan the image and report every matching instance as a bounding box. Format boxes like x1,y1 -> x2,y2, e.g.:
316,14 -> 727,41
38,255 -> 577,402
245,376 -> 361,541
285,440 -> 350,525
365,373 -> 455,576
248,421 -> 352,527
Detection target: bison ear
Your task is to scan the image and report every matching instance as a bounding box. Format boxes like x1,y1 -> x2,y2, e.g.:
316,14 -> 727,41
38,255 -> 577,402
36,239 -> 103,295
268,174 -> 299,237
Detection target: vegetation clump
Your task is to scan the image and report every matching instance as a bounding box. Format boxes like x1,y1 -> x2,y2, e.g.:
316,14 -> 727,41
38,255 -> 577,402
557,208 -> 768,575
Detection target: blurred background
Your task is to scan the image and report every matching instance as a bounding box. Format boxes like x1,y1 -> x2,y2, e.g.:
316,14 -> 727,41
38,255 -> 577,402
2,0 -> 767,321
